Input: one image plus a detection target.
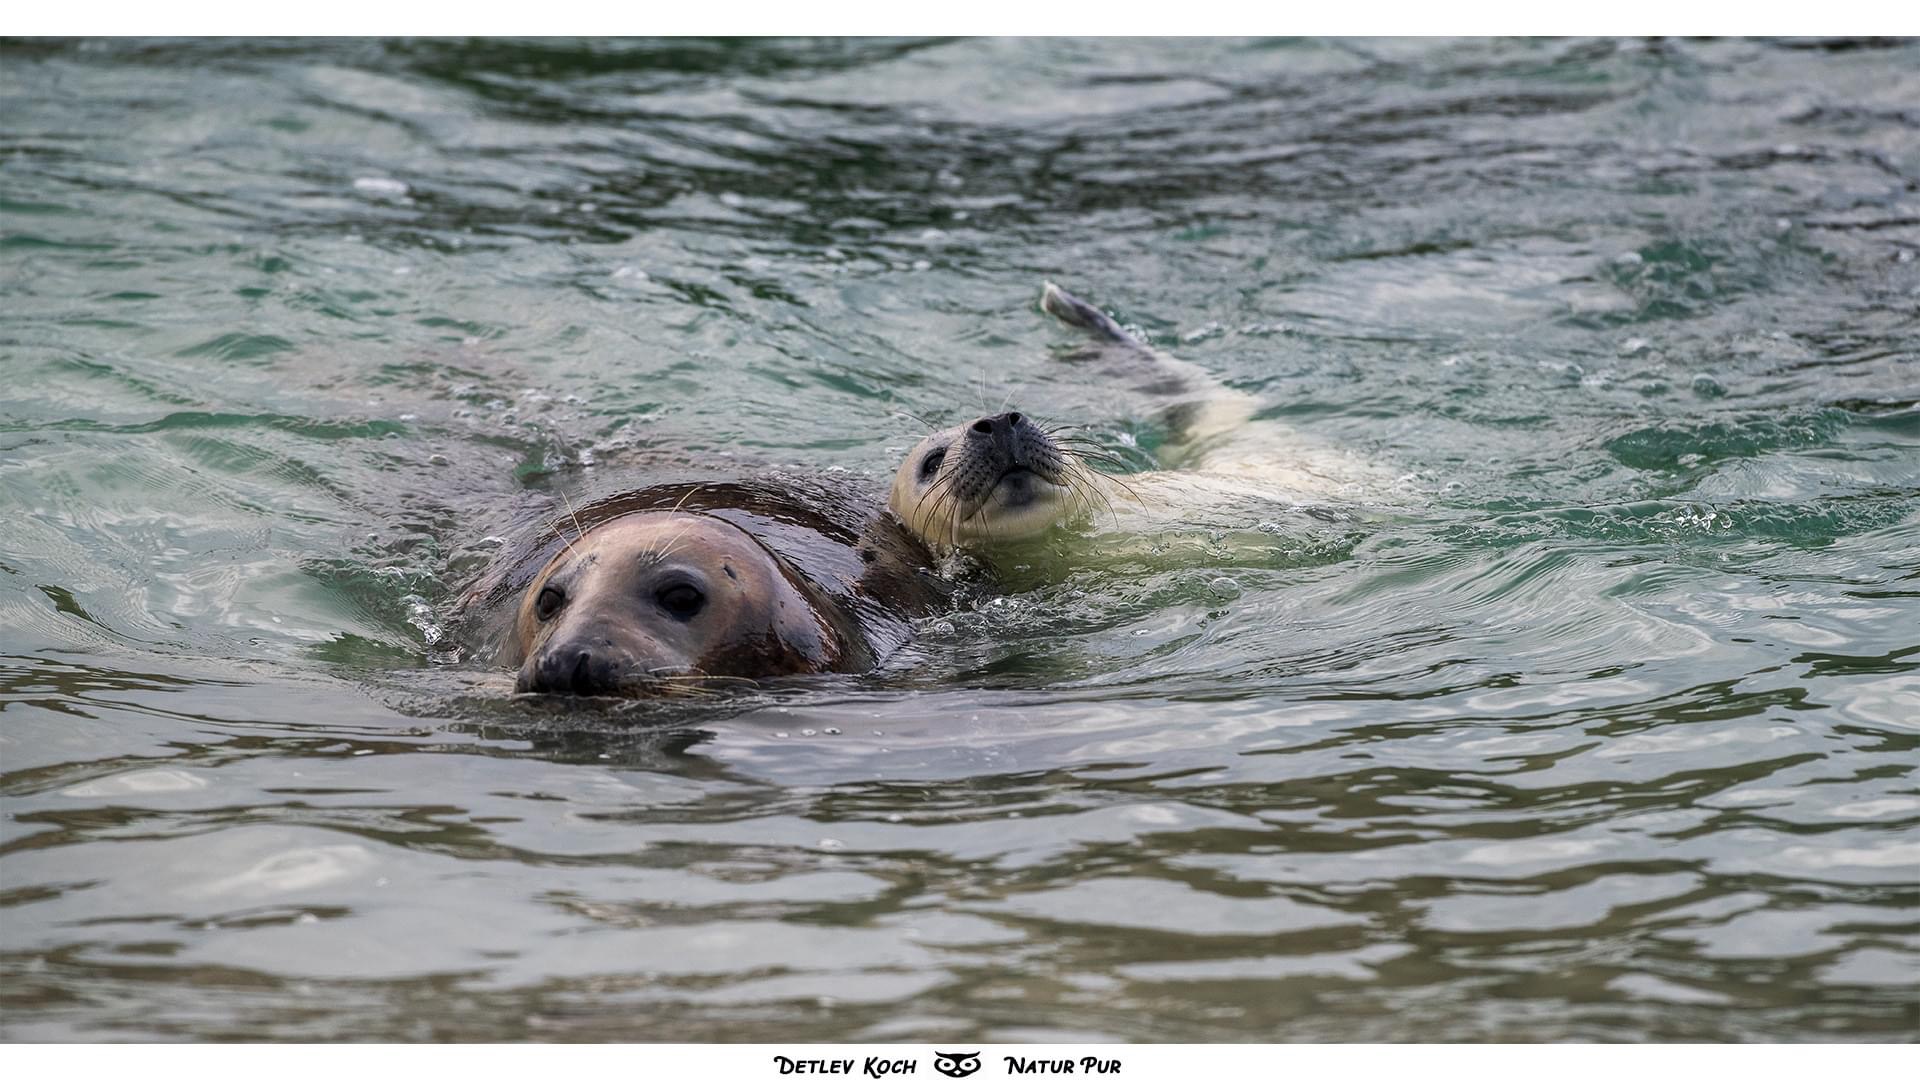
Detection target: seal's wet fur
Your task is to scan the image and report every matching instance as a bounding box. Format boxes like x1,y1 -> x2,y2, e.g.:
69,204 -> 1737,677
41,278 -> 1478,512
459,479 -> 952,697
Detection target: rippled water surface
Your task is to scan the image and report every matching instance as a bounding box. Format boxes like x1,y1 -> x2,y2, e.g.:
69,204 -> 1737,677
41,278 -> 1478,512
3,38 -> 1918,1042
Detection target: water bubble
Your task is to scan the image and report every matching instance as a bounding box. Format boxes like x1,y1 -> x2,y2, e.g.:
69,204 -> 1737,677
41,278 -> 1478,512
353,177 -> 409,198
1618,337 -> 1652,357
717,192 -> 745,208
1691,373 -> 1727,398
818,838 -> 844,850
801,728 -> 817,737
774,731 -> 790,739
1207,576 -> 1242,600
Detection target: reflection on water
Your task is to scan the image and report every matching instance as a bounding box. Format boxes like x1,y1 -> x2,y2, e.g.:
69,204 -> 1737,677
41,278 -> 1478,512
2,37 -> 1917,1041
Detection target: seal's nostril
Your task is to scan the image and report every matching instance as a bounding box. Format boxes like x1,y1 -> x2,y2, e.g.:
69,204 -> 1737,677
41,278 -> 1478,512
568,650 -> 593,692
1007,412 -> 1023,427
971,419 -> 993,435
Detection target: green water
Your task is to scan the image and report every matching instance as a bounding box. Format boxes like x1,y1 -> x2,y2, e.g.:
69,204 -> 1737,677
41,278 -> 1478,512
2,37 -> 1916,1042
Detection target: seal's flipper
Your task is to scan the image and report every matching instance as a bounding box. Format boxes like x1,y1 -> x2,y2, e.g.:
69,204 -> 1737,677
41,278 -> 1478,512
1037,280 -> 1259,462
1041,281 -> 1141,346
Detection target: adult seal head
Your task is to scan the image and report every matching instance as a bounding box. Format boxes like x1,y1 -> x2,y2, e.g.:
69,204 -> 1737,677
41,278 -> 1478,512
466,481 -> 955,697
509,511 -> 847,694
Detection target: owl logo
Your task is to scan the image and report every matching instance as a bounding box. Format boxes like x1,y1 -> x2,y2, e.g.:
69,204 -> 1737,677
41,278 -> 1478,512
933,1052 -> 981,1078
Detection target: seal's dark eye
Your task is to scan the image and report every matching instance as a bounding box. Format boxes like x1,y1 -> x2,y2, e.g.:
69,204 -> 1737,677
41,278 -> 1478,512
656,583 -> 705,620
919,447 -> 947,481
535,585 -> 566,622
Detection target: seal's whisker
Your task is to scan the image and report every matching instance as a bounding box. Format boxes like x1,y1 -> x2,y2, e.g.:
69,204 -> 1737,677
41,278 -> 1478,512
1076,462 -> 1127,524
1060,458 -> 1103,520
915,466 -> 963,507
639,681 -> 714,698
641,666 -> 759,686
1051,438 -> 1135,459
644,486 -> 707,562
934,480 -> 964,548
891,409 -> 937,432
930,485 -> 960,548
1091,465 -> 1145,507
1055,443 -> 1140,474
947,484 -> 972,547
1059,453 -> 1121,522
628,666 -> 763,698
559,488 -> 586,541
653,516 -> 704,563
912,467 -> 966,541
664,675 -> 760,689
1052,435 -> 1133,453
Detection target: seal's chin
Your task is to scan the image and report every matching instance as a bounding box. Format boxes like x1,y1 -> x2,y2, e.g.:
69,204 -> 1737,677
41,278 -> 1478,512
993,467 -> 1040,508
960,468 -> 1072,541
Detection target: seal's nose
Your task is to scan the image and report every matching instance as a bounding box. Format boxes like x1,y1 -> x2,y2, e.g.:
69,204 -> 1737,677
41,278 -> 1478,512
966,411 -> 1031,467
520,637 -> 626,695
967,411 -> 1026,436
